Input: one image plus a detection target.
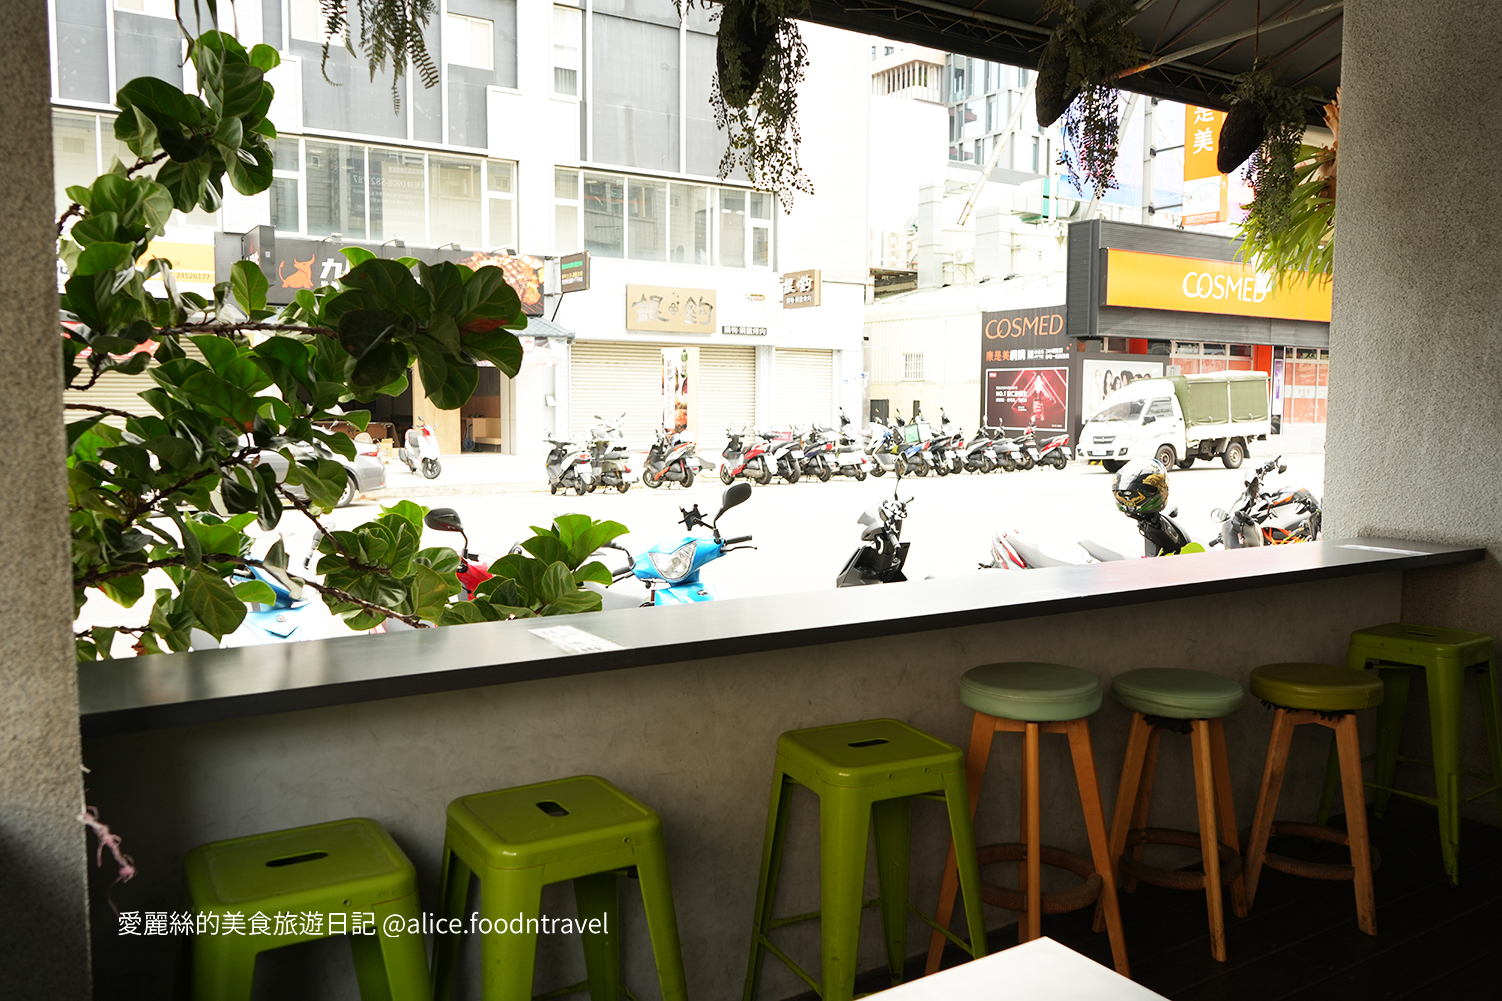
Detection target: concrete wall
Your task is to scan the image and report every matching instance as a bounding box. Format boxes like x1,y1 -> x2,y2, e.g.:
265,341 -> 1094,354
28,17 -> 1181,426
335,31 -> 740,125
83,573 -> 1398,998
0,1 -> 92,994
1325,0 -> 1502,821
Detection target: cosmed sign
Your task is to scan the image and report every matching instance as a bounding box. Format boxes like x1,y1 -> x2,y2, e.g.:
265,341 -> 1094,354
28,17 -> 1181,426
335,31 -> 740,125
1102,249 -> 1331,322
979,305 -> 1071,434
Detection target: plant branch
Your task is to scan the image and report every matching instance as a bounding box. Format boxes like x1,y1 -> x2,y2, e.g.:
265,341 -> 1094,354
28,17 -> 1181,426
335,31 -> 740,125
155,320 -> 338,339
56,151 -> 169,234
65,402 -> 142,421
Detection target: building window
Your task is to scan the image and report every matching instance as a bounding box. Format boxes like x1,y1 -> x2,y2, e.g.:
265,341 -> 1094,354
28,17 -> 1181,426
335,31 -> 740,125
583,173 -> 625,258
270,138 -> 302,234
669,183 -> 710,264
446,13 -> 494,71
553,5 -> 582,96
429,156 -> 483,248
627,178 -> 668,262
903,353 -> 925,381
486,160 -> 516,252
115,0 -> 177,17
289,0 -> 338,43
554,168 -> 581,256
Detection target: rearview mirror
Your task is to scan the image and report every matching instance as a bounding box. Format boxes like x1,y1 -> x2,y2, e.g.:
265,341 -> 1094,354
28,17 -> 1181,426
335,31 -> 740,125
1141,415 -> 1156,425
424,507 -> 465,534
1278,464 -> 1287,474
1211,507 -> 1230,524
716,482 -> 752,521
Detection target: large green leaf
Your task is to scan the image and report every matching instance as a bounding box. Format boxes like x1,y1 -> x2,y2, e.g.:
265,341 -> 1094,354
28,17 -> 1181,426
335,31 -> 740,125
341,259 -> 426,319
230,259 -> 269,315
537,562 -> 575,605
185,567 -> 247,638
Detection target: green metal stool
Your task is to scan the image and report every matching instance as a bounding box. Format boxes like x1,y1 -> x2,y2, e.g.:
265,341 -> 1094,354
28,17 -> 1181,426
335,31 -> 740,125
1316,622 -> 1502,884
743,718 -> 987,1001
926,663 -> 1128,978
181,817 -> 430,1001
1102,669 -> 1248,963
1245,663 -> 1384,936
432,775 -> 687,1001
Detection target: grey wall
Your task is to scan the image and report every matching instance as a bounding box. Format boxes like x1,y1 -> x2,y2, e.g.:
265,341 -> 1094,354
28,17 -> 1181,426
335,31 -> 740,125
84,574 -> 1398,999
1325,0 -> 1502,821
0,0 -> 92,994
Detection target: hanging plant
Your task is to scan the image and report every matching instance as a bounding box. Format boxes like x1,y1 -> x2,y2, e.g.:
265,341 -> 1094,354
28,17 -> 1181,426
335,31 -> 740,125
1237,89 -> 1340,285
680,0 -> 813,207
1039,0 -> 1143,196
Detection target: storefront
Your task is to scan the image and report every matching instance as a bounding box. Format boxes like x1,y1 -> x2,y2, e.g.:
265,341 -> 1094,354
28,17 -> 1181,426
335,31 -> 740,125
1065,219 -> 1332,444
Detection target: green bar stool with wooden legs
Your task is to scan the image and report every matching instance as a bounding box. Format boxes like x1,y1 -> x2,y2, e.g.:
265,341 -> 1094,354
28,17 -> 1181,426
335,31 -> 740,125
181,817 -> 431,1001
926,663 -> 1129,978
742,718 -> 988,1001
1315,623 -> 1502,884
432,775 -> 687,1001
1244,663 -> 1384,935
1099,669 -> 1248,963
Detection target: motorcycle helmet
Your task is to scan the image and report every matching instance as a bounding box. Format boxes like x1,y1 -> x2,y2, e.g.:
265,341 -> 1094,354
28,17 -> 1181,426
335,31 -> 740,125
1112,459 -> 1170,517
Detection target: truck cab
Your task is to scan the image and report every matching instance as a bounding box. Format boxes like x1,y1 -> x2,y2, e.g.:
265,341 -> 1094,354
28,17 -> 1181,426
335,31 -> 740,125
1081,383 -> 1184,472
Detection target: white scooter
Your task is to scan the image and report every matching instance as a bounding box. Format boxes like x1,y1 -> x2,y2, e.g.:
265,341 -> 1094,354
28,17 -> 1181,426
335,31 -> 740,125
401,417 -> 442,479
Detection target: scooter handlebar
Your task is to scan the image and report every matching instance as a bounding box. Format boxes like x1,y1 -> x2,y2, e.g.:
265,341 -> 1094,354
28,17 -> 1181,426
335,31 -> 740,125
721,535 -> 753,545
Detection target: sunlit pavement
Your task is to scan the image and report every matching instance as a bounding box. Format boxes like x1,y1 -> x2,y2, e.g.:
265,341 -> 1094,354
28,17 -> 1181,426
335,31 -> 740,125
77,447 -> 1325,651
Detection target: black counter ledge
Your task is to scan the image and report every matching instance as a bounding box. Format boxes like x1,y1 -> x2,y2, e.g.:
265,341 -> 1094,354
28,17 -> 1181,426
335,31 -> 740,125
78,538 -> 1484,737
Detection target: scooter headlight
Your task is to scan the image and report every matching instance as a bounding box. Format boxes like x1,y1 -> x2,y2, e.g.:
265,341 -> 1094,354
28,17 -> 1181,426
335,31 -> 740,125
648,541 -> 698,582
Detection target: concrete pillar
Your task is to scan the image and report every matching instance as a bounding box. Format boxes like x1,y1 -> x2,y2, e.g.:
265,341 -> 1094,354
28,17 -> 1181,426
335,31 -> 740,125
915,183 -> 945,288
0,0 -> 93,994
1326,0 -> 1502,811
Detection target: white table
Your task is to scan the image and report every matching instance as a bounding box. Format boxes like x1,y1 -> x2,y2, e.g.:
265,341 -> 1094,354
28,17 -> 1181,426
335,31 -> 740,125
871,938 -> 1168,1000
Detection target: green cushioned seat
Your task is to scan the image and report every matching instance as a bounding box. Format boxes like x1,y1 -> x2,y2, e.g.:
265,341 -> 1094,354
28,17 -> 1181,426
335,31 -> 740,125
960,662 -> 1102,722
1250,662 -> 1384,713
1111,668 -> 1245,720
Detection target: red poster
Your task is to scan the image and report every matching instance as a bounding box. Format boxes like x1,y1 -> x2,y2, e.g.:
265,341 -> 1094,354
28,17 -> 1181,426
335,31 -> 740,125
987,367 -> 1069,434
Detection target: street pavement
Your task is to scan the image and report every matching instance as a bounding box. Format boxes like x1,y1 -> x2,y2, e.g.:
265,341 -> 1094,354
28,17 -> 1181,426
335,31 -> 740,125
77,447 -> 1326,651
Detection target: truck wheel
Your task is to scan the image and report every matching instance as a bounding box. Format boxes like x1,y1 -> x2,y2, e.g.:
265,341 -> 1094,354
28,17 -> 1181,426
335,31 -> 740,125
1154,445 -> 1176,469
1101,460 -> 1125,474
1222,441 -> 1245,469
1177,457 -> 1195,469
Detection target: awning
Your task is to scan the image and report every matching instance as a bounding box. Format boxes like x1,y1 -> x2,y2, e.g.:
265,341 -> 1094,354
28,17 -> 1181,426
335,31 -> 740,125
519,315 -> 577,343
804,1 -> 1342,117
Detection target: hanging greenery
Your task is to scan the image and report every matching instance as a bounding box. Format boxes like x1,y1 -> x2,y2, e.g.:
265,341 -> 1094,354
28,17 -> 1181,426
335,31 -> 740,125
1237,89 -> 1339,285
686,0 -> 813,207
1038,0 -> 1142,197
303,0 -> 440,109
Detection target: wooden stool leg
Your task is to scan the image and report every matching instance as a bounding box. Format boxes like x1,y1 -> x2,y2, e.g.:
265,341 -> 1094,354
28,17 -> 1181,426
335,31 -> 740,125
926,712 -> 996,975
1191,720 -> 1227,962
1094,713 -> 1151,934
1124,729 -> 1162,893
1335,714 -> 1378,935
1066,719 -> 1130,977
1244,709 -> 1295,909
1022,721 -> 1042,943
1209,718 -> 1248,918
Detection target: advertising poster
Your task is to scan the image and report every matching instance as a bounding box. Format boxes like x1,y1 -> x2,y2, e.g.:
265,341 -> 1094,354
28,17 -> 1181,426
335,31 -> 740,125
1082,359 -> 1164,420
662,348 -> 692,433
460,252 -> 546,316
986,367 -> 1069,434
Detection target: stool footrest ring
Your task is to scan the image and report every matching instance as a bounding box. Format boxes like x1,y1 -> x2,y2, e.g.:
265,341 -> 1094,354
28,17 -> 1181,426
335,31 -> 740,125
1260,822 -> 1383,881
1117,828 -> 1242,892
975,842 -> 1103,915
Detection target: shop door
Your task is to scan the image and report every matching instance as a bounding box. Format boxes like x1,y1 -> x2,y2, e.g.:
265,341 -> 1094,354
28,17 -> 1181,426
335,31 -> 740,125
696,346 -> 756,456
772,348 -> 834,428
569,342 -> 669,450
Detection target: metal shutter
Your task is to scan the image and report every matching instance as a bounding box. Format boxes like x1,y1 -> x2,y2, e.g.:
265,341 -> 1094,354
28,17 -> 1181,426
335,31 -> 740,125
63,342 -> 207,428
569,341 -> 667,450
772,348 -> 834,428
696,345 -> 756,456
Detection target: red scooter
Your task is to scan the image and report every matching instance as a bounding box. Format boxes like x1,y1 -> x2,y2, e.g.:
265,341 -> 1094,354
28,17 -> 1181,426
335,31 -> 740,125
720,429 -> 774,486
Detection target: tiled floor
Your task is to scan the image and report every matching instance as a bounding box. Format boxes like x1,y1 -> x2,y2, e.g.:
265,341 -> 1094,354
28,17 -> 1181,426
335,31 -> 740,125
787,799 -> 1502,999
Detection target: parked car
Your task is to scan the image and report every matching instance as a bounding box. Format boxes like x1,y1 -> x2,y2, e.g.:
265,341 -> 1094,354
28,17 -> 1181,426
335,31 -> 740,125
250,439 -> 385,508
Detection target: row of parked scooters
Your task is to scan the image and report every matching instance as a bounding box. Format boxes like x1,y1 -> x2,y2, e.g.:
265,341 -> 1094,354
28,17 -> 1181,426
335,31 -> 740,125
543,415 -> 703,496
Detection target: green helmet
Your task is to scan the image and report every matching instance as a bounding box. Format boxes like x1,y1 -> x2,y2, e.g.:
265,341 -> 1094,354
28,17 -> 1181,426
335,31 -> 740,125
1112,459 -> 1170,517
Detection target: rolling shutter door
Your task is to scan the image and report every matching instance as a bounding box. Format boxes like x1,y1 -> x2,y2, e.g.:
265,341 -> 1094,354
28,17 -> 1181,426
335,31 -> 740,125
696,345 -> 756,455
772,348 -> 834,427
63,342 -> 207,427
569,341 -> 666,450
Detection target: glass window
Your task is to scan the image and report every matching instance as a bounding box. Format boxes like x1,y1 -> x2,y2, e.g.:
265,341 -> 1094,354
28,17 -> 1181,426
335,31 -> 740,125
305,142 -> 367,240
986,96 -> 997,133
270,178 -> 299,232
489,200 -> 514,252
53,113 -> 98,218
554,5 -> 581,96
749,192 -> 771,221
446,13 -> 494,71
583,173 -> 624,258
903,353 -> 924,381
555,168 -> 581,255
627,178 -> 668,261
752,224 -> 769,268
961,99 -> 984,140
1147,398 -> 1174,417
272,139 -> 300,172
370,149 -> 427,244
428,156 -> 482,247
487,160 -> 513,194
289,0 -> 333,42
669,183 -> 710,264
719,190 -> 745,267
1031,136 -> 1040,173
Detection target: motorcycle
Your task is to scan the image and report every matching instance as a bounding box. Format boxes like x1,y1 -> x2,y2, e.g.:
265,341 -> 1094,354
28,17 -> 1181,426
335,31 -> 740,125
799,425 -> 837,483
830,412 -> 871,480
764,429 -> 805,484
961,427 -> 998,474
586,413 -> 633,494
985,427 -> 1023,471
929,410 -> 965,476
721,429 -> 774,486
1210,456 -> 1322,548
835,478 -> 912,586
630,483 -> 755,604
1015,420 -> 1072,470
401,417 -> 442,479
544,435 -> 594,496
863,418 -> 901,478
642,427 -> 699,489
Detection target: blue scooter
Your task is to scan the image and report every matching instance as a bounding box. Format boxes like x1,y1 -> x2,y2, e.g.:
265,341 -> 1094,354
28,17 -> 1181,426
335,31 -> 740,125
629,483 -> 755,604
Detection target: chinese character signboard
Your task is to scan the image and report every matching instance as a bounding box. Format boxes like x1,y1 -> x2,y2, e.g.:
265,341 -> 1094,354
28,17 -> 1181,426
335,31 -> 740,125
559,252 -> 590,292
626,284 -> 716,334
979,305 -> 1071,434
780,269 -> 821,308
1183,105 -> 1229,226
